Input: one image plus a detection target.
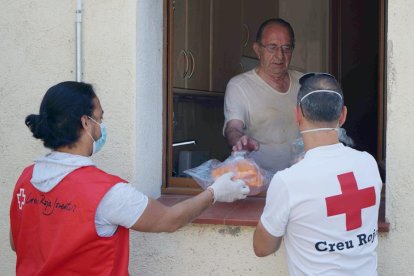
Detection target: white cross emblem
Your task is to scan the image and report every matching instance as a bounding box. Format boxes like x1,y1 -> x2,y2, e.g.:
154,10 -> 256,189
17,188 -> 26,210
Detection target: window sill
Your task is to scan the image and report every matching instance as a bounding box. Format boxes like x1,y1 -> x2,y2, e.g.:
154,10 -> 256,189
158,195 -> 390,232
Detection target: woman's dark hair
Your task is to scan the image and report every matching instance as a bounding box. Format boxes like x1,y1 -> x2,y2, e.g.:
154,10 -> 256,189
25,81 -> 97,150
256,18 -> 295,48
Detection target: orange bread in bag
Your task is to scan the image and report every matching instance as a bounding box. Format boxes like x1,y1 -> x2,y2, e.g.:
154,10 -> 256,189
211,158 -> 263,187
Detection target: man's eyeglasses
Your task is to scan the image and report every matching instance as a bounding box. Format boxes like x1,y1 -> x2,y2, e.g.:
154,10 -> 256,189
259,43 -> 293,54
299,72 -> 336,85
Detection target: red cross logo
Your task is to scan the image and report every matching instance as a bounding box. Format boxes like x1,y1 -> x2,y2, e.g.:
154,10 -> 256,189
325,172 -> 376,231
17,188 -> 26,210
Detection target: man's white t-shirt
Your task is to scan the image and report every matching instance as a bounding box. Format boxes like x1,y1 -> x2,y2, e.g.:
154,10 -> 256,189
224,69 -> 302,173
261,143 -> 382,276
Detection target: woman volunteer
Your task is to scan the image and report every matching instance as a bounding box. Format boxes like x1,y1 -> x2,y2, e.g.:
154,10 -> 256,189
9,81 -> 249,275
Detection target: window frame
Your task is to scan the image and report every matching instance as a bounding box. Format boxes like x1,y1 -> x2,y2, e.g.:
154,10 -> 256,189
162,0 -> 388,204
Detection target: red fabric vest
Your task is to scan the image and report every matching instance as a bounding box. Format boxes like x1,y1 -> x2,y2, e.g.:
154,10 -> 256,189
10,165 -> 130,276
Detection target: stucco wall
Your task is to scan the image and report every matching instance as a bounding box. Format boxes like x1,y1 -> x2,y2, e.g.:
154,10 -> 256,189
0,0 -> 138,274
1,1 -> 74,274
129,225 -> 288,275
378,0 -> 414,274
1,0 -> 414,275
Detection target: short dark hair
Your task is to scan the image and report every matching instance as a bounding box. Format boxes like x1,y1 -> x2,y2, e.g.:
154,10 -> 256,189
297,74 -> 344,123
256,18 -> 295,48
25,81 -> 97,150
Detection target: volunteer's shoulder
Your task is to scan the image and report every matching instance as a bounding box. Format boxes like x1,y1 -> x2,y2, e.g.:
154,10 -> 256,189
345,146 -> 377,163
273,159 -> 305,185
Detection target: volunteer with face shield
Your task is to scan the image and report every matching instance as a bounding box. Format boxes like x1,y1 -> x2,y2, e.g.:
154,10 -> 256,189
9,81 -> 249,276
253,73 -> 382,275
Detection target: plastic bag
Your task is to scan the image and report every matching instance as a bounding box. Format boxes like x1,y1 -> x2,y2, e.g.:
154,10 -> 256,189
290,136 -> 306,165
290,128 -> 355,165
184,151 -> 274,196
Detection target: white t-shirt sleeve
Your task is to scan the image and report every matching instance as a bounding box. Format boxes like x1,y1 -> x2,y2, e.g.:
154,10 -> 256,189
95,182 -> 149,237
260,173 -> 290,237
223,80 -> 248,133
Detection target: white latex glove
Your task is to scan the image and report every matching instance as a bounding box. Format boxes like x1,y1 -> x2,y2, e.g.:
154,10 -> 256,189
210,172 -> 250,203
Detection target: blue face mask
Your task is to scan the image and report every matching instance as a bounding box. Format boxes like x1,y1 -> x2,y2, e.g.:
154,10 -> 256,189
87,116 -> 107,155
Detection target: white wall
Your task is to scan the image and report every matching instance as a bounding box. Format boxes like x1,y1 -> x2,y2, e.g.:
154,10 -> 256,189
1,1 -> 75,274
0,0 -> 138,273
130,225 -> 289,275
377,0 -> 414,274
1,0 -> 414,275
134,0 -> 164,198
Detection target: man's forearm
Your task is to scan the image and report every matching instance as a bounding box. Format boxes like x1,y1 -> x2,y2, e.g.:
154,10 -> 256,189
167,190 -> 213,231
133,191 -> 213,233
253,221 -> 282,257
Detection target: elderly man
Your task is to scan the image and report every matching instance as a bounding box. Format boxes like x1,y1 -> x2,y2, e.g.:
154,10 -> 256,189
223,18 -> 303,173
253,73 -> 382,275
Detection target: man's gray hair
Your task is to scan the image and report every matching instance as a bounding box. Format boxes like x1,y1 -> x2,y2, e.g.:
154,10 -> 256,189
297,74 -> 344,123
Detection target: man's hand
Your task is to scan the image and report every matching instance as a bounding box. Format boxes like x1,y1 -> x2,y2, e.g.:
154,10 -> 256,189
225,120 -> 259,152
232,135 -> 260,152
210,172 -> 250,202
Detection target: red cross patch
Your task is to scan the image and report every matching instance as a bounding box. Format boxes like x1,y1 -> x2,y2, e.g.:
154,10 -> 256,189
325,172 -> 376,231
17,188 -> 26,210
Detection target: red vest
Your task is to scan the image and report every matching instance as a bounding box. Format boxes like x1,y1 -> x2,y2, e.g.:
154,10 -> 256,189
10,165 -> 130,276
